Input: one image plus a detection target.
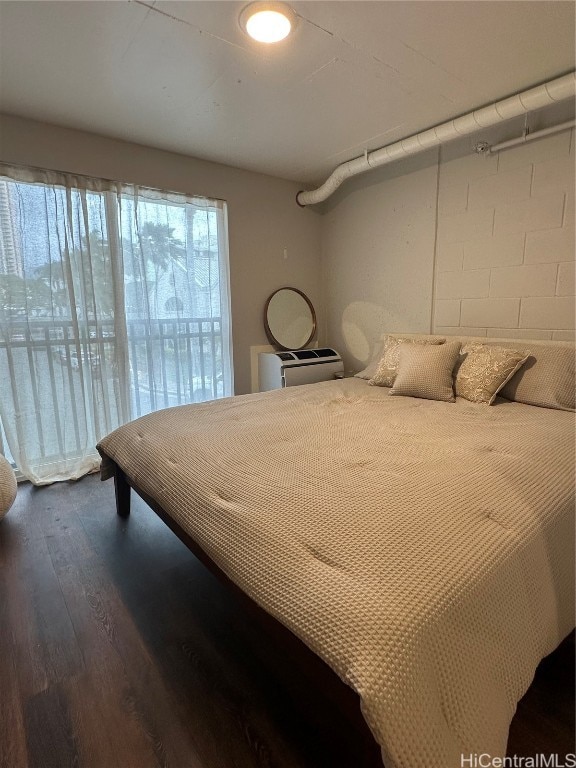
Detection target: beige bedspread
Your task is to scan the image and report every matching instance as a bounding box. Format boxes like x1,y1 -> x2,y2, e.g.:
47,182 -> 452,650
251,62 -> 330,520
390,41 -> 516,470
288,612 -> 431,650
97,378 -> 575,768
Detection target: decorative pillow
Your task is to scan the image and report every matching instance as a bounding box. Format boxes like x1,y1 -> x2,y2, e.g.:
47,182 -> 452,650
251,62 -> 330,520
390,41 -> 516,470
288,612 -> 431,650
389,342 -> 461,402
455,343 -> 530,405
369,335 -> 445,387
499,345 -> 575,412
354,340 -> 384,380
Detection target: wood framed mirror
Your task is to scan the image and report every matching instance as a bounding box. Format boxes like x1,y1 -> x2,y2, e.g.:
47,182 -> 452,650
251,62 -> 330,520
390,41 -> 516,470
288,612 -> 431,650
264,287 -> 316,351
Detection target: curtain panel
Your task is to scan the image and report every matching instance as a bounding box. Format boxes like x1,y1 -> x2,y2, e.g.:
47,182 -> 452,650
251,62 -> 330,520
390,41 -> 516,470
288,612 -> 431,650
0,163 -> 232,484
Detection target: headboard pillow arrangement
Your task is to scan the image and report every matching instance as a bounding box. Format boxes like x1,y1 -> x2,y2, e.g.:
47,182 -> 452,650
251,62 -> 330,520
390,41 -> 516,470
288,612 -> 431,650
360,332 -> 575,411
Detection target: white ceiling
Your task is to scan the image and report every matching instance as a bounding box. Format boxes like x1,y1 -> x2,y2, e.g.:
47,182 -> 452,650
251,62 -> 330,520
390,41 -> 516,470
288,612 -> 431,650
0,1 -> 574,184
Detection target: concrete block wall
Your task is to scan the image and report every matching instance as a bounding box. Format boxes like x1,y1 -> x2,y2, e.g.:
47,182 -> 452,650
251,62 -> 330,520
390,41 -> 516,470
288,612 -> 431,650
320,153 -> 439,369
434,128 -> 575,341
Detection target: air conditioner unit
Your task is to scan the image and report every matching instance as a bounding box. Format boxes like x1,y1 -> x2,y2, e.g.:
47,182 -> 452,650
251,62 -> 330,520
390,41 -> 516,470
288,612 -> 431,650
259,348 -> 343,391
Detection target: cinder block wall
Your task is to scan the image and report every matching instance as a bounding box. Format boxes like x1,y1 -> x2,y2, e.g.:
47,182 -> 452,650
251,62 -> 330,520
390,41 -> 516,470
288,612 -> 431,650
321,105 -> 575,373
434,129 -> 575,341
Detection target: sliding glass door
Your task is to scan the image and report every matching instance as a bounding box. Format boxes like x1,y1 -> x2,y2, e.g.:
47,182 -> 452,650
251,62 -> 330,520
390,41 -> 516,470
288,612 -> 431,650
0,167 -> 232,484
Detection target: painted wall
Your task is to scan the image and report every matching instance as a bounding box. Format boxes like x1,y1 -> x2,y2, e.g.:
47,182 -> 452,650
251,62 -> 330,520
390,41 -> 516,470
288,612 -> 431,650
320,103 -> 575,372
0,113 -> 322,395
320,152 -> 439,369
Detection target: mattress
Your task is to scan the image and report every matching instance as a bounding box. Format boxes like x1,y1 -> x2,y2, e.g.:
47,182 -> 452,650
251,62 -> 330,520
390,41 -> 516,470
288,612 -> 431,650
97,378 -> 575,768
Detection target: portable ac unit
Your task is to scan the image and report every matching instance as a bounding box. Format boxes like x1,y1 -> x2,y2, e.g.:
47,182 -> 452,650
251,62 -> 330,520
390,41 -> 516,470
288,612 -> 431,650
258,348 -> 343,391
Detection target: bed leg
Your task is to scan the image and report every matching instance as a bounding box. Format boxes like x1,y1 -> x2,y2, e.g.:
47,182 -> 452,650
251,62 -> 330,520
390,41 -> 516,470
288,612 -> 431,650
114,465 -> 131,518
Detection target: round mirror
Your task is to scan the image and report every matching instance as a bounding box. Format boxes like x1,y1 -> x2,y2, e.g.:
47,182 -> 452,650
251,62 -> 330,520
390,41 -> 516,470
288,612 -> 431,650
264,287 -> 316,351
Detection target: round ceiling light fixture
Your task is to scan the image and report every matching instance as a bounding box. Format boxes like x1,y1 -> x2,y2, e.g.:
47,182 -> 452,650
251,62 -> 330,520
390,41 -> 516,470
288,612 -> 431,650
239,2 -> 296,43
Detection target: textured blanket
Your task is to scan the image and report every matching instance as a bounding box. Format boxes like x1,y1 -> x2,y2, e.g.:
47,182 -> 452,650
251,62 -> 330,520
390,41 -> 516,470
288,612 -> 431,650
98,378 -> 575,768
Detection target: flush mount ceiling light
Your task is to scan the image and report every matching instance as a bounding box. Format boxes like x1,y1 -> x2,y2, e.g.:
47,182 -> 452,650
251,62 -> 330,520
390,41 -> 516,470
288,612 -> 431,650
239,2 -> 296,43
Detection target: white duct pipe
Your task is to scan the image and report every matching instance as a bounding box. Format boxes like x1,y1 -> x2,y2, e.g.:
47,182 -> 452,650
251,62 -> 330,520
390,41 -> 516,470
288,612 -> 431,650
296,72 -> 576,206
489,119 -> 575,153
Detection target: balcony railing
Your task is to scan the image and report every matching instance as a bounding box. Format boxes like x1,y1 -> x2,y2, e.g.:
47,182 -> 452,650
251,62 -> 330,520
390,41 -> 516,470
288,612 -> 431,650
0,317 -> 224,467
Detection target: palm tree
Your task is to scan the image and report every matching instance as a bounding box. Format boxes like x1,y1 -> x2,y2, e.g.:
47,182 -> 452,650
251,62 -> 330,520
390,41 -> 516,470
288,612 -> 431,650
140,222 -> 185,270
138,222 -> 186,318
30,224 -> 186,321
33,231 -> 115,319
33,261 -> 68,317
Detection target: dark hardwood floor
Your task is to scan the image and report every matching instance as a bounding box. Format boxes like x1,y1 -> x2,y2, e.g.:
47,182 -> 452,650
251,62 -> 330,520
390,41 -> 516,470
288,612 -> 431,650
0,474 -> 573,768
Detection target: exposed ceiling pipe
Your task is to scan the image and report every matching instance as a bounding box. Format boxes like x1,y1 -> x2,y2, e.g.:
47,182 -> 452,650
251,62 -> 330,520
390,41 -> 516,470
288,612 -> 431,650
296,72 -> 576,207
488,118 -> 575,153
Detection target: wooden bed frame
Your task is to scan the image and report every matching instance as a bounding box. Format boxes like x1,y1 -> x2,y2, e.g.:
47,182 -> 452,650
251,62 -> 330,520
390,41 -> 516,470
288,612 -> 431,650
111,460 -> 384,767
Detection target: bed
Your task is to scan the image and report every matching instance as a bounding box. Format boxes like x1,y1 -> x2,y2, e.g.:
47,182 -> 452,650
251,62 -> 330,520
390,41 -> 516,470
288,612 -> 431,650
97,334 -> 575,768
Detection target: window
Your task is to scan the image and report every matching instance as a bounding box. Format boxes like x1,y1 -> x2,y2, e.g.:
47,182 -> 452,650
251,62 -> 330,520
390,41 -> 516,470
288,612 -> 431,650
0,165 -> 232,484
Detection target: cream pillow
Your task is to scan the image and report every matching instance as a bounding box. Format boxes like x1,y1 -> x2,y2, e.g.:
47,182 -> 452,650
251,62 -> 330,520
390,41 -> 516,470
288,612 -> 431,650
455,343 -> 530,405
389,342 -> 461,402
354,340 -> 384,380
499,344 -> 575,411
369,335 -> 445,387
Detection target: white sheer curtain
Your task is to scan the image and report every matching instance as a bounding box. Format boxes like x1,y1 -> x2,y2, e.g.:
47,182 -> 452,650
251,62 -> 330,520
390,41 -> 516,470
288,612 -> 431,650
0,164 -> 232,485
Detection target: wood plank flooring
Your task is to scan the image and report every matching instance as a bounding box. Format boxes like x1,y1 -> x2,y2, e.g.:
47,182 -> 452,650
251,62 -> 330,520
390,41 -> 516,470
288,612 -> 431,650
0,474 -> 573,768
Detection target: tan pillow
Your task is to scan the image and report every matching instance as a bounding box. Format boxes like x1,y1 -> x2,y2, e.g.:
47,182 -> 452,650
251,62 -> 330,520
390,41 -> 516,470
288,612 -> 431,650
369,335 -> 445,387
354,340 -> 384,380
455,343 -> 530,405
499,345 -> 575,412
389,342 -> 461,402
